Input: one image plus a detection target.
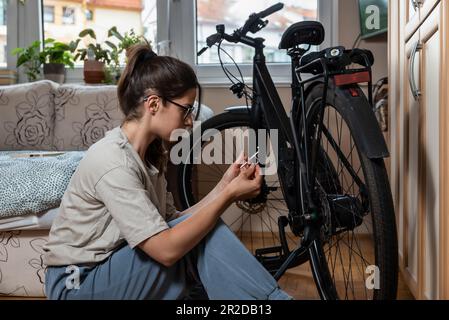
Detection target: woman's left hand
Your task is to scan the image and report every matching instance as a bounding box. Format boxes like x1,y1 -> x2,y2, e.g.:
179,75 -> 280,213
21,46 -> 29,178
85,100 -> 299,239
217,152 -> 247,190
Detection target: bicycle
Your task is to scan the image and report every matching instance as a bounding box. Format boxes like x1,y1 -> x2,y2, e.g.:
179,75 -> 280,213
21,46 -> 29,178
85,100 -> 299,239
176,3 -> 398,300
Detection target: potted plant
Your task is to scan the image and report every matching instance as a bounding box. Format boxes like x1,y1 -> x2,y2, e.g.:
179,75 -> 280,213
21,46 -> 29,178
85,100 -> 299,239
107,27 -> 146,58
40,38 -> 76,84
11,40 -> 44,82
103,27 -> 147,84
72,28 -> 111,84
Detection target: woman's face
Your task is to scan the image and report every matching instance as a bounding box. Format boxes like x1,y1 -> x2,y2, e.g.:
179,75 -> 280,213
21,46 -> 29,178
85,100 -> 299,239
146,88 -> 196,141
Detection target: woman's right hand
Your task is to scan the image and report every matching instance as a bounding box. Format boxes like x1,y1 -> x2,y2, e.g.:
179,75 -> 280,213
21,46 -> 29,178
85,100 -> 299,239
225,164 -> 263,202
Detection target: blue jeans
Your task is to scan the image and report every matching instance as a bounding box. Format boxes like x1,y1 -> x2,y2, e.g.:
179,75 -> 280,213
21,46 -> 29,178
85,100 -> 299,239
45,214 -> 293,300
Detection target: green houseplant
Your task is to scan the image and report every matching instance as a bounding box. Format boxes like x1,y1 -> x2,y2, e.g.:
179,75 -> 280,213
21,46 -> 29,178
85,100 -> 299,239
11,40 -> 44,82
103,27 -> 147,84
40,38 -> 76,84
72,28 -> 112,84
12,39 -> 76,83
107,27 -> 146,57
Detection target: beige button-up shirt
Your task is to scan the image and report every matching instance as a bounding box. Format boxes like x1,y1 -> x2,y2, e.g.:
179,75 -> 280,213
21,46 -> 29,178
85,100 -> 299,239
43,126 -> 179,266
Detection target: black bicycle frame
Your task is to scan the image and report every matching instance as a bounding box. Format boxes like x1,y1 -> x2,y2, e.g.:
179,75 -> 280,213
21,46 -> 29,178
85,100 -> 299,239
249,39 -> 307,222
245,39 -> 320,280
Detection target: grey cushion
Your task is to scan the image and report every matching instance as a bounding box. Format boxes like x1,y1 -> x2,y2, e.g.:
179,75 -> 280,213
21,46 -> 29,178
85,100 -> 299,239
0,81 -> 57,151
52,84 -> 124,151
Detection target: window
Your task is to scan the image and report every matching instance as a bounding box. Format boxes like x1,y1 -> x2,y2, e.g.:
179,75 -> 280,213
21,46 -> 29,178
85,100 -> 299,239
44,5 -> 54,23
169,0 -> 337,85
42,0 -> 157,68
0,0 -> 6,68
62,7 -> 75,25
197,0 -> 318,64
85,9 -> 94,21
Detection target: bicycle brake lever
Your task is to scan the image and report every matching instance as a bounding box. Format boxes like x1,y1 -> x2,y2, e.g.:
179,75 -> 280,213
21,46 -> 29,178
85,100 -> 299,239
249,19 -> 268,34
206,33 -> 222,47
230,83 -> 245,98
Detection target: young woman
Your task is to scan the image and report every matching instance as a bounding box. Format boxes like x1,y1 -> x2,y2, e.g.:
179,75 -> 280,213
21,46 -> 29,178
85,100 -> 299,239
43,44 -> 292,300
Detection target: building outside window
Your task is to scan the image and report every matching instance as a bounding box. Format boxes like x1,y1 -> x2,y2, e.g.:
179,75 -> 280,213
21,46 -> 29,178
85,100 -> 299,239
43,0 -> 156,67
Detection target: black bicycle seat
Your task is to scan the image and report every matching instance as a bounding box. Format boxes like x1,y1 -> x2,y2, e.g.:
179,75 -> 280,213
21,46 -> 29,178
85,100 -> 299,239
279,21 -> 325,49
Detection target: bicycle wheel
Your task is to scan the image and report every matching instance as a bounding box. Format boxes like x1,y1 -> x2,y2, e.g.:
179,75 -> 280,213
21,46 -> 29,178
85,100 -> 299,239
305,83 -> 398,300
177,112 -> 306,275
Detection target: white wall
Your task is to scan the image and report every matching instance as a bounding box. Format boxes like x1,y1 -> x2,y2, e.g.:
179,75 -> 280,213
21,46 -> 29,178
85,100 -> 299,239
338,0 -> 388,84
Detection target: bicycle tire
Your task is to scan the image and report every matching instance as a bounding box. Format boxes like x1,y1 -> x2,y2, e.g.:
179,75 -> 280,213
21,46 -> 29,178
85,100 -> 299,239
305,83 -> 398,300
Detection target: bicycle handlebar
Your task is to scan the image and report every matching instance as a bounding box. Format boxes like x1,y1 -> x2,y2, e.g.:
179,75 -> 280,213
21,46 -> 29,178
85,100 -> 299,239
258,2 -> 284,19
241,2 -> 284,36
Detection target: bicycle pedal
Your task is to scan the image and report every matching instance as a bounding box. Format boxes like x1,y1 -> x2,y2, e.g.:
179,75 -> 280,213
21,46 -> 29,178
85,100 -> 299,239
255,246 -> 283,258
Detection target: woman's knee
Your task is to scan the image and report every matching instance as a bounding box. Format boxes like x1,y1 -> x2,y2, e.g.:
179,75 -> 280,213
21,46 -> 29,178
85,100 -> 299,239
205,218 -> 236,243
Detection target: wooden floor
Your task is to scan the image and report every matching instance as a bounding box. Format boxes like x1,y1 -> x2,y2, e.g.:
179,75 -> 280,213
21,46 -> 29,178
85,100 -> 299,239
240,232 -> 414,300
278,267 -> 414,300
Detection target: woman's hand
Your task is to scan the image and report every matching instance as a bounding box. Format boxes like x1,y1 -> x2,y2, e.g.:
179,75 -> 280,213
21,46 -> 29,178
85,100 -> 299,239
217,152 -> 247,191
225,163 -> 263,202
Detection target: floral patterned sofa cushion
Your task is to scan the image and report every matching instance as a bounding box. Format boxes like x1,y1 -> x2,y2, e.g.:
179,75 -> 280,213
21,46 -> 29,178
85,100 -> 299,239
52,84 -> 124,151
0,230 -> 48,297
0,81 -> 57,151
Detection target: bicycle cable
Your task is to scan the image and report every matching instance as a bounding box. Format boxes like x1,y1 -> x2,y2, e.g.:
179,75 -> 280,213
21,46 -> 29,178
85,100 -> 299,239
216,41 -> 253,112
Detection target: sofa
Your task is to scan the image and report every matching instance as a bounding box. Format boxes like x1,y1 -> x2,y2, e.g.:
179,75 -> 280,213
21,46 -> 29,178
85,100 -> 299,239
0,80 -> 213,298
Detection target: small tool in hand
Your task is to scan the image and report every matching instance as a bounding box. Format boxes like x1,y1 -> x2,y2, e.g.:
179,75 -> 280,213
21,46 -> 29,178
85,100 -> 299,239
240,148 -> 259,169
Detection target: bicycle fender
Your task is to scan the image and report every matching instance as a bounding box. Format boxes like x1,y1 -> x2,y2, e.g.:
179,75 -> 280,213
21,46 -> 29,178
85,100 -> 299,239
224,105 -> 252,113
307,81 -> 390,159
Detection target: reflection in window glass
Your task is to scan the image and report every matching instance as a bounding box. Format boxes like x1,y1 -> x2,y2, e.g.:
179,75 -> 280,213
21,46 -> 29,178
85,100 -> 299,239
0,0 -> 6,68
197,0 -> 318,64
43,0 -> 157,67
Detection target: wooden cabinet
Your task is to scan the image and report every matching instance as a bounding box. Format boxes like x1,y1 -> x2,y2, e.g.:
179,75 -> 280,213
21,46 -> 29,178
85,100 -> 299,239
389,0 -> 449,299
405,0 -> 420,38
404,0 -> 441,39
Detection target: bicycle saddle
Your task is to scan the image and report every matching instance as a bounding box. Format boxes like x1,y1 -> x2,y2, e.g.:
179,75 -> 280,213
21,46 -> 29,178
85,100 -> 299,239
279,21 -> 325,49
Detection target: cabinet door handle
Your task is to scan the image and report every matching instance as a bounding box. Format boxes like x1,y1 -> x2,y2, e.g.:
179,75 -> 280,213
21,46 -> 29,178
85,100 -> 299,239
411,0 -> 423,11
409,41 -> 422,101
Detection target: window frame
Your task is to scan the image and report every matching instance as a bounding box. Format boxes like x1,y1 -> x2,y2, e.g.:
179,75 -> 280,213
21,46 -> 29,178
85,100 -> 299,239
5,0 -> 42,79
166,0 -> 339,87
8,0 -> 339,84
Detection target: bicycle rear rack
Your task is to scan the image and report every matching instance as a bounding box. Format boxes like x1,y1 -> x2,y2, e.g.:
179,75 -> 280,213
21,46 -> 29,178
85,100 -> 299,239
286,46 -> 374,225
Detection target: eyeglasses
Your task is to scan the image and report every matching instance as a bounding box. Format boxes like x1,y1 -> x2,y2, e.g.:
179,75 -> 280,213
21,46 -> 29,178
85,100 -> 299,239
143,95 -> 195,121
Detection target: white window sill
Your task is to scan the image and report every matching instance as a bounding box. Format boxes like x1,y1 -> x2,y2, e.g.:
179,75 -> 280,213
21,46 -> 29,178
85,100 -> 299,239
64,66 -> 293,88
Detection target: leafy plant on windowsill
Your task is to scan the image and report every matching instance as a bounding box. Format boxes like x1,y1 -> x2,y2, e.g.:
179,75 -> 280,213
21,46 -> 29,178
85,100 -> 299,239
40,38 -> 76,68
103,27 -> 148,84
12,38 -> 76,82
72,28 -> 111,64
107,27 -> 146,54
11,40 -> 44,82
